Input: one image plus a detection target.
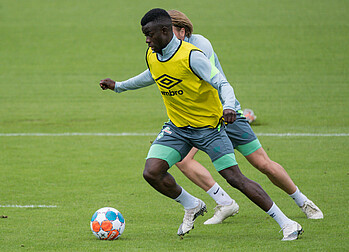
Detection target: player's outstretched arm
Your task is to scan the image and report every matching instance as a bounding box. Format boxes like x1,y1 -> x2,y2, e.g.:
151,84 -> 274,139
99,70 -> 155,93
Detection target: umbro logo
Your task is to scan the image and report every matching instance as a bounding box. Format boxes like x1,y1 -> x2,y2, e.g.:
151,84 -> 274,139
156,74 -> 182,89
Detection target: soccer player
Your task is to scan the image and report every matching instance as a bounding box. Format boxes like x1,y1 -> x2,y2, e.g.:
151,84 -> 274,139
168,9 -> 323,224
100,8 -> 303,241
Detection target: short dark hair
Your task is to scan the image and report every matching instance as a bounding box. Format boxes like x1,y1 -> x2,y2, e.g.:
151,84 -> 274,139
141,8 -> 172,27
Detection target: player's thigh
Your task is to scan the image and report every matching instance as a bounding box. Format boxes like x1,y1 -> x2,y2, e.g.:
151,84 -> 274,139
191,126 -> 237,172
176,147 -> 199,167
147,122 -> 192,168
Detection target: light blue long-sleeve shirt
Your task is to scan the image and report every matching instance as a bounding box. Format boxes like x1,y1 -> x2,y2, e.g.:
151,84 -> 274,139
115,34 -> 240,111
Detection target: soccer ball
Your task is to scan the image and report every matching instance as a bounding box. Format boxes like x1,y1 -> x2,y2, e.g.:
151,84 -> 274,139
243,109 -> 257,124
90,207 -> 125,240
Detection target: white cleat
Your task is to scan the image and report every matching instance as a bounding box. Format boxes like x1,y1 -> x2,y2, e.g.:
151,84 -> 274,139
204,200 -> 239,225
281,221 -> 304,241
177,199 -> 207,238
301,199 -> 323,219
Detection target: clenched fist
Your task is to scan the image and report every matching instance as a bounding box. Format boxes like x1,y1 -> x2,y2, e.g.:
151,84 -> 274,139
99,78 -> 116,90
223,109 -> 236,124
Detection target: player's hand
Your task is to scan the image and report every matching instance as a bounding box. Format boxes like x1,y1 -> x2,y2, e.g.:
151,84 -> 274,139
99,78 -> 116,90
223,109 -> 236,124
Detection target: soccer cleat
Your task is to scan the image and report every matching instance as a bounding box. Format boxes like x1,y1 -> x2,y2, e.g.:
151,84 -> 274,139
301,199 -> 323,219
177,199 -> 207,238
281,221 -> 304,241
204,200 -> 239,225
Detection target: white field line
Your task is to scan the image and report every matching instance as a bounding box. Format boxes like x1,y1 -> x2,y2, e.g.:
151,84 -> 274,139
256,133 -> 349,137
0,132 -> 348,137
0,205 -> 57,208
0,133 -> 157,137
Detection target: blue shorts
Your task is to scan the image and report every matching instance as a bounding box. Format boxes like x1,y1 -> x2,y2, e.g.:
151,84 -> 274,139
226,110 -> 262,156
147,121 -> 238,171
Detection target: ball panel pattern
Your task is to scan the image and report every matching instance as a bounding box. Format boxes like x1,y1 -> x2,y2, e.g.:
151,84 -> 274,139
90,207 -> 125,240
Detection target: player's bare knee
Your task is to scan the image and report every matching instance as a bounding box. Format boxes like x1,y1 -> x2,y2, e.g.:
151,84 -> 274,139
255,159 -> 272,174
226,175 -> 247,190
225,177 -> 238,189
143,168 -> 156,183
144,158 -> 169,183
219,165 -> 244,189
144,161 -> 159,182
221,169 -> 246,189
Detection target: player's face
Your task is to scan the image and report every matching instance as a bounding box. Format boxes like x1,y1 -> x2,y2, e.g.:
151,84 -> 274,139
142,22 -> 170,54
173,26 -> 185,41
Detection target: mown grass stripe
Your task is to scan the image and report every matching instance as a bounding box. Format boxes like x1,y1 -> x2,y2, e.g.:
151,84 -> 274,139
0,133 -> 348,137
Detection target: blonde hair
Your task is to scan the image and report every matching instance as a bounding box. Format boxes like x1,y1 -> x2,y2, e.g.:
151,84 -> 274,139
167,10 -> 193,38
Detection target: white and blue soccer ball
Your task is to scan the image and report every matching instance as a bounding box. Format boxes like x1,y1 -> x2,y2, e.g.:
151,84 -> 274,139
90,207 -> 125,240
243,109 -> 257,124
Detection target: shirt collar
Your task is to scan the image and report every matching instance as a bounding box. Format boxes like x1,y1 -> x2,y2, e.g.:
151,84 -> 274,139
157,33 -> 181,61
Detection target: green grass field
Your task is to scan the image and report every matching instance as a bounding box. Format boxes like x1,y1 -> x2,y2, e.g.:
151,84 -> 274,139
1,0 -> 348,251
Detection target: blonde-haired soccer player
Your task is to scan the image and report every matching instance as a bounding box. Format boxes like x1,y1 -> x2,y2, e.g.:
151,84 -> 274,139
168,9 -> 323,225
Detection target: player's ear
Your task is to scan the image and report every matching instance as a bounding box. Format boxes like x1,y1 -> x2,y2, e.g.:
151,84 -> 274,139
180,28 -> 186,38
